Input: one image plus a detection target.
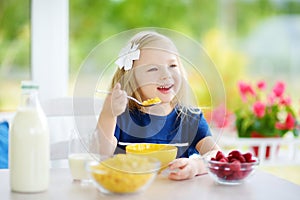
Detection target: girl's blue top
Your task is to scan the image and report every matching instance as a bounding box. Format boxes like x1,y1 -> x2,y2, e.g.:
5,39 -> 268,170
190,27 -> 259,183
114,106 -> 211,158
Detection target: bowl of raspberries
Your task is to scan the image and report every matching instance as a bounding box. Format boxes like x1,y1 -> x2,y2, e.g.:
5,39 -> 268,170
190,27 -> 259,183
206,150 -> 259,185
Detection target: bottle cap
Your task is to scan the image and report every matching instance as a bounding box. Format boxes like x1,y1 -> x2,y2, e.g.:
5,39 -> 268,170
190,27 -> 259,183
21,81 -> 39,90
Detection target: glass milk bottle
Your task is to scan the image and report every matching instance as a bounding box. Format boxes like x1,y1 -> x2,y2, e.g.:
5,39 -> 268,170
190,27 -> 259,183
10,81 -> 49,193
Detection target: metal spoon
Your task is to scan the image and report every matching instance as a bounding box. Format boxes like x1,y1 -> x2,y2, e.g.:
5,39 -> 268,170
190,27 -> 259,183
95,90 -> 161,107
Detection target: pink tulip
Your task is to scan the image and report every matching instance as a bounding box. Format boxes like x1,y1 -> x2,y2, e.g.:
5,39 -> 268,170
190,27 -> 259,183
257,81 -> 266,90
273,81 -> 285,97
252,101 -> 265,118
238,81 -> 255,102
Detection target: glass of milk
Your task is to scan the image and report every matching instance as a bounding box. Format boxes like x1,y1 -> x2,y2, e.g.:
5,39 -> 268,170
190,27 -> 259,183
68,129 -> 99,183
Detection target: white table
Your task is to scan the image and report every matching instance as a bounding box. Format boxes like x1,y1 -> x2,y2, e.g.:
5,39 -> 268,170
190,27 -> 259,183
1,168 -> 299,200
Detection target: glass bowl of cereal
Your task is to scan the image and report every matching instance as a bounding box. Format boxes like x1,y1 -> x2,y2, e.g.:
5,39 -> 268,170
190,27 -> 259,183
87,154 -> 160,194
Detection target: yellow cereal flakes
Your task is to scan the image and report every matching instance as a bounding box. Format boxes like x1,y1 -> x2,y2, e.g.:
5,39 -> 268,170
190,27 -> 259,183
142,97 -> 161,106
91,154 -> 159,194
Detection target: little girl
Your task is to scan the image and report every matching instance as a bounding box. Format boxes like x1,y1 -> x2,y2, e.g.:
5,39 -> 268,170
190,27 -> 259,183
95,31 -> 220,180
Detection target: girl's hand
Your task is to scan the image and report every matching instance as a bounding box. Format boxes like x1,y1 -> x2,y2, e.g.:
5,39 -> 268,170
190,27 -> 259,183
167,157 -> 207,180
110,83 -> 128,117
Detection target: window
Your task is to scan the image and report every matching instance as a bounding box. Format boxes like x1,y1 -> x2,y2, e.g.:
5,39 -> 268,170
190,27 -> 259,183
0,0 -> 30,111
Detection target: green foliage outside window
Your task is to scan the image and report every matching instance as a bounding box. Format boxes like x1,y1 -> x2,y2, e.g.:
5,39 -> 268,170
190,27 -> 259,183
1,0 -> 300,111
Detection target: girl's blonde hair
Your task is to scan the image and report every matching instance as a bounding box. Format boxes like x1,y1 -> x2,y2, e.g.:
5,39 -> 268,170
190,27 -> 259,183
110,31 -> 199,115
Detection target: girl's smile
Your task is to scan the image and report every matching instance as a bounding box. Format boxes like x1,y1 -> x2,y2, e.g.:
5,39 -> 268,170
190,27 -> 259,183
157,84 -> 174,94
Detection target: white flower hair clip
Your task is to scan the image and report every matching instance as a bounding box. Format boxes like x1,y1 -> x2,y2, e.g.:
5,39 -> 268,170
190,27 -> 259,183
115,42 -> 140,71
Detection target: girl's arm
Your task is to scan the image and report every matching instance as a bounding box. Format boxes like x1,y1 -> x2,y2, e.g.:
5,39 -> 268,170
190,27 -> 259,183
95,83 -> 128,156
168,136 -> 220,180
196,136 -> 220,158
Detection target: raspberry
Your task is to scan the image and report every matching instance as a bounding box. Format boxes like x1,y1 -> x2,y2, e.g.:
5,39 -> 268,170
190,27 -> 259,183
237,155 -> 246,163
228,150 -> 242,159
219,157 -> 229,163
216,151 -> 226,161
242,152 -> 253,162
229,160 -> 241,171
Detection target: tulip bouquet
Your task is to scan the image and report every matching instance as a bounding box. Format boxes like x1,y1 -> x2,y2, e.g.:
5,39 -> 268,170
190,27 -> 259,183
235,80 -> 299,138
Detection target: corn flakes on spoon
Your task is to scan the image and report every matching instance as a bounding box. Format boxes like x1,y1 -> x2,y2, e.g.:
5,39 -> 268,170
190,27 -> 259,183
96,90 -> 161,107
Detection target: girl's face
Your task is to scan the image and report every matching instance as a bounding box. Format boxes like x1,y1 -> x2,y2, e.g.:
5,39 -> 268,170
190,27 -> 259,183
133,49 -> 182,104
